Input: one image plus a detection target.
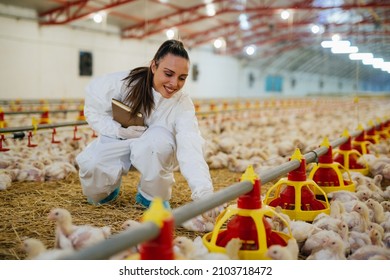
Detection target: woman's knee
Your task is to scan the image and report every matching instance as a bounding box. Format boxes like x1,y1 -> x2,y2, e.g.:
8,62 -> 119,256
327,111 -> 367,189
134,126 -> 176,156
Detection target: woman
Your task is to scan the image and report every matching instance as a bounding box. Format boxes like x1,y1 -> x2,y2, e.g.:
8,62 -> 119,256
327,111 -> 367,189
76,40 -> 217,226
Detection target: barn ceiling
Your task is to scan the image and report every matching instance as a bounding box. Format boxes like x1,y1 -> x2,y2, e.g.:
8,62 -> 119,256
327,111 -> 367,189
1,0 -> 390,85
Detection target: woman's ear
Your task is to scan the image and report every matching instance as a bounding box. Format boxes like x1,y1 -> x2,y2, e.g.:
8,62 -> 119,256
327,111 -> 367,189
151,60 -> 156,74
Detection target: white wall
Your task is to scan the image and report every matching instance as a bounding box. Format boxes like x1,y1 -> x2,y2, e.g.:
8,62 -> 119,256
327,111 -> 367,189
0,5 -> 359,101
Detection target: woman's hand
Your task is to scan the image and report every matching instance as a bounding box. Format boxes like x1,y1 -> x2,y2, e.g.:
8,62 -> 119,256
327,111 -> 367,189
117,126 -> 147,139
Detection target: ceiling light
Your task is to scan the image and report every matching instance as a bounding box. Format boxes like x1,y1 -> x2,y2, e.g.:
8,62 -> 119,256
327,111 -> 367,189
311,25 -> 320,34
93,13 -> 103,23
349,53 -> 373,60
331,34 -> 341,41
238,13 -> 250,30
281,10 -> 290,20
331,46 -> 358,54
213,38 -> 223,49
206,4 -> 216,16
321,40 -> 350,48
245,45 -> 256,56
166,29 -> 175,39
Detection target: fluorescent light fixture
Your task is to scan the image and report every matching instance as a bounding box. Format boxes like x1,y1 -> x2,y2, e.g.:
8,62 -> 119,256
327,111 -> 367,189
321,40 -> 350,48
206,4 -> 216,16
331,45 -> 358,54
349,53 -> 373,60
372,58 -> 384,68
366,58 -> 382,67
380,62 -> 390,71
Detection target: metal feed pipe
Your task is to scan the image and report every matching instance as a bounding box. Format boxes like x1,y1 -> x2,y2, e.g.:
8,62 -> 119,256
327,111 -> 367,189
60,130 -> 362,260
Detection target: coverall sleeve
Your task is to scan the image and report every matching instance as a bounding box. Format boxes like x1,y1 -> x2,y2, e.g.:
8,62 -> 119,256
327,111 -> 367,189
175,96 -> 214,201
83,72 -> 126,138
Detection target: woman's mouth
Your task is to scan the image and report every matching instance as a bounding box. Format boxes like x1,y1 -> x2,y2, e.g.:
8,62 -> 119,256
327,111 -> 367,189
164,86 -> 175,95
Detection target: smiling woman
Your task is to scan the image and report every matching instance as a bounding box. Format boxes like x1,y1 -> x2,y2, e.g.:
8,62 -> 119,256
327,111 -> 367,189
75,39 -> 224,231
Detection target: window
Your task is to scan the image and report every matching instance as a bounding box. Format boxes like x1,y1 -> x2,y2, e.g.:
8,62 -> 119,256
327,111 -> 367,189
265,75 -> 283,92
79,51 -> 93,76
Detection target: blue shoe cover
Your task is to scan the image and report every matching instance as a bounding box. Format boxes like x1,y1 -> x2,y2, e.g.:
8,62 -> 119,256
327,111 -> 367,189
135,192 -> 171,210
88,186 -> 120,205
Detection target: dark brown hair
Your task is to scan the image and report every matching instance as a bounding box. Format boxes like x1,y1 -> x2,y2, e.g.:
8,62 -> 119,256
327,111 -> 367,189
122,39 -> 190,118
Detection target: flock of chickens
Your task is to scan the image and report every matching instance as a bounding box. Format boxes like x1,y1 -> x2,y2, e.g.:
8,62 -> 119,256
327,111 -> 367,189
1,97 -> 390,260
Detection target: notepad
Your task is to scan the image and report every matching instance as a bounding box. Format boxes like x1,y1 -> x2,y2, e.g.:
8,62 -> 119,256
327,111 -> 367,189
112,98 -> 145,127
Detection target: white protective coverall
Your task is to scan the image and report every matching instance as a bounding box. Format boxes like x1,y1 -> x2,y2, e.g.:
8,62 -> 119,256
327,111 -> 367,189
76,71 -> 213,203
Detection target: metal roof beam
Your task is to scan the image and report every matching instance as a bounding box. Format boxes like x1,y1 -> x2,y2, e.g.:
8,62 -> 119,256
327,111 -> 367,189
39,0 -> 137,25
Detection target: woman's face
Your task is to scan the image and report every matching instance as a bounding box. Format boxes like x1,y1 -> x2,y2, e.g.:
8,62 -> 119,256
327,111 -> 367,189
151,53 -> 189,99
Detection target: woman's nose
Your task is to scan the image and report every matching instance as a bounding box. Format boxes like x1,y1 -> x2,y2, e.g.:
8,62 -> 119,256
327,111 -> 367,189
169,77 -> 178,87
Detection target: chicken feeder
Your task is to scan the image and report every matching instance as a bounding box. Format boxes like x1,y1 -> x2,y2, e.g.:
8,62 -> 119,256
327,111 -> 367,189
263,148 -> 330,222
127,198 -> 175,260
333,129 -> 369,175
352,124 -> 371,155
308,137 -> 355,194
202,165 -> 293,260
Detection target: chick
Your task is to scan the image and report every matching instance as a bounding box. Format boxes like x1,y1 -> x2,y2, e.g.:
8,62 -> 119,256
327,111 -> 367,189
266,238 -> 299,260
48,207 -> 111,250
22,238 -> 74,260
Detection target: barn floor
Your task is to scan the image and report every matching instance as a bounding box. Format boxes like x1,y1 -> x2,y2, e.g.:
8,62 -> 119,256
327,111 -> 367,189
0,167 -> 255,260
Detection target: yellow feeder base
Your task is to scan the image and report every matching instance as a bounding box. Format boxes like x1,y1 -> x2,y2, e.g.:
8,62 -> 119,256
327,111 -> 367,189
202,205 -> 293,260
333,149 -> 369,176
263,179 -> 331,222
352,140 -> 371,155
308,162 -> 356,195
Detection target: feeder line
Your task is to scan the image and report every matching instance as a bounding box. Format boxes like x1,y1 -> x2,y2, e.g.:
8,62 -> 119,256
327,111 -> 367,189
0,99 -> 83,105
0,120 -> 88,134
3,109 -> 80,115
56,128 -> 368,260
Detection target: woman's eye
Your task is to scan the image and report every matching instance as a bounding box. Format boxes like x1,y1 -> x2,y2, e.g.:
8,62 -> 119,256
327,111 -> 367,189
165,72 -> 173,77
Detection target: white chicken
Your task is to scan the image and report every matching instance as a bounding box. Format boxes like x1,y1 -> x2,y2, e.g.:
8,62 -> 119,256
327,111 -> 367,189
181,214 -> 215,232
327,190 -> 359,203
173,236 -> 242,260
306,234 -> 347,260
340,200 -> 370,233
348,245 -> 390,260
22,237 -> 74,260
44,162 -> 78,181
282,220 -> 321,244
348,230 -> 372,254
365,198 -> 389,224
121,219 -> 141,230
48,207 -> 111,250
266,238 -> 299,260
0,169 -> 17,190
369,228 -> 385,247
301,230 -> 344,256
109,219 -> 142,260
